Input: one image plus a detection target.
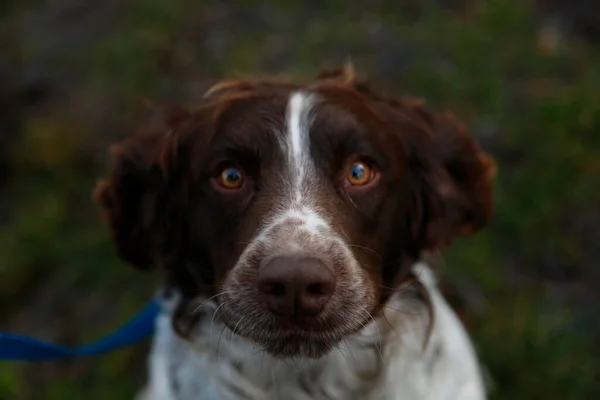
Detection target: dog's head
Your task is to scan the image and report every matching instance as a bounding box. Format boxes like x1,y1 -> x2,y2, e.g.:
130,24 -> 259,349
95,67 -> 495,359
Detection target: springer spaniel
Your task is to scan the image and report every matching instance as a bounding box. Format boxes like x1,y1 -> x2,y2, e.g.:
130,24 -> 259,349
95,66 -> 496,400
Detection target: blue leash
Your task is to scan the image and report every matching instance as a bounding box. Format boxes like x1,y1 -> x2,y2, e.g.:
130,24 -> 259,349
0,300 -> 159,362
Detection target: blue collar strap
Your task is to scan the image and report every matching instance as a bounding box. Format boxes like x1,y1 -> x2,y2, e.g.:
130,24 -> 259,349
0,300 -> 160,362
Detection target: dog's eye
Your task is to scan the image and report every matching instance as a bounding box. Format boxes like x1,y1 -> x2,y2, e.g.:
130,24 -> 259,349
345,161 -> 374,187
217,167 -> 244,189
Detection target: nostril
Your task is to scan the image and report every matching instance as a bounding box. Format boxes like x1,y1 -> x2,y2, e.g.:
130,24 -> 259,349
259,281 -> 286,297
306,283 -> 326,295
269,282 -> 286,297
296,280 -> 334,318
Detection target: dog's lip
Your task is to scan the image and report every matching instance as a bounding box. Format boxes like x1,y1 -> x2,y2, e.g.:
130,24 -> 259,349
248,322 -> 364,350
268,316 -> 333,331
223,310 -> 373,343
265,329 -> 337,341
244,326 -> 336,342
258,333 -> 338,358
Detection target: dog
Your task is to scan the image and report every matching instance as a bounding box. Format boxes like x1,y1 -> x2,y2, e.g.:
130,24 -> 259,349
95,66 -> 496,400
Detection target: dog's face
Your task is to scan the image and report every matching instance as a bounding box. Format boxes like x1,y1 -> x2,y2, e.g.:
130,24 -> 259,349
95,68 -> 495,359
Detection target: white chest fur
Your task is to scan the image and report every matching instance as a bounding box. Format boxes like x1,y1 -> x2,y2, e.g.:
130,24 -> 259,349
137,263 -> 486,400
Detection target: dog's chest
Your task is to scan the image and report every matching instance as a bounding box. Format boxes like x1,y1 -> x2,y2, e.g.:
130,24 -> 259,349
152,317 -> 387,400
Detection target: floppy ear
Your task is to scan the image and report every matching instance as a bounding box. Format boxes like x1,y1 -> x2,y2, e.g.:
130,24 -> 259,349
312,65 -> 495,247
94,108 -> 192,270
411,110 -> 496,248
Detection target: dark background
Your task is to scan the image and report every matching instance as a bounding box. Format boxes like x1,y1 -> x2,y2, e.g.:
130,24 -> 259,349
1,1 -> 599,399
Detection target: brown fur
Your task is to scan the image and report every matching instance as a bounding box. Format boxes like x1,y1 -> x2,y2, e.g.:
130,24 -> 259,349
94,67 -> 495,356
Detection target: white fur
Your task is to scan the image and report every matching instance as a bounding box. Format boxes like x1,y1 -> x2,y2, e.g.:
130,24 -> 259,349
137,262 -> 487,400
287,91 -> 314,201
259,91 -> 331,239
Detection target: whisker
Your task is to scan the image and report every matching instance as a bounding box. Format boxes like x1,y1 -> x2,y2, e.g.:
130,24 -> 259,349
342,340 -> 357,365
345,191 -> 360,210
356,314 -> 370,332
380,313 -> 397,334
377,283 -> 412,291
230,316 -> 245,340
209,301 -> 227,345
191,291 -> 231,315
334,343 -> 352,371
340,230 -> 351,241
346,244 -> 382,260
383,305 -> 421,316
216,322 -> 229,363
362,308 -> 384,362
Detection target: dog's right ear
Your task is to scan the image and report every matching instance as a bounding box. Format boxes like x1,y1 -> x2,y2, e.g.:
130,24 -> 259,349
94,107 -> 192,270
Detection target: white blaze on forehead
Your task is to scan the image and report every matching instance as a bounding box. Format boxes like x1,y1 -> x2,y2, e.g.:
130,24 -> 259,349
266,90 -> 329,234
286,91 -> 314,200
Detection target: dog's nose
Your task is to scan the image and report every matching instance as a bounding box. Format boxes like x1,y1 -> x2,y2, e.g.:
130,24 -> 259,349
257,255 -> 335,320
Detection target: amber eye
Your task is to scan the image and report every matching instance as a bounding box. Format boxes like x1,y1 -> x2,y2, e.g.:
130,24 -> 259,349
217,167 -> 244,189
345,161 -> 373,186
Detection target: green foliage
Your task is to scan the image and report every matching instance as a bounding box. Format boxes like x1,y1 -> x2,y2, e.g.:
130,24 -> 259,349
2,1 -> 598,398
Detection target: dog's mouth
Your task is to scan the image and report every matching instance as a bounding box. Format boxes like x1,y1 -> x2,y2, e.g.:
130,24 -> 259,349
259,334 -> 338,359
221,312 -> 371,359
243,328 -> 343,359
216,249 -> 379,359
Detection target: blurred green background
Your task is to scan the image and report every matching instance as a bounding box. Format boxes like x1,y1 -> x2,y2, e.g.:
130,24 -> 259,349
1,0 -> 599,399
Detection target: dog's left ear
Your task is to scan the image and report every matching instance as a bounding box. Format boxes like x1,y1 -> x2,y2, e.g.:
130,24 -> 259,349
411,111 -> 496,248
